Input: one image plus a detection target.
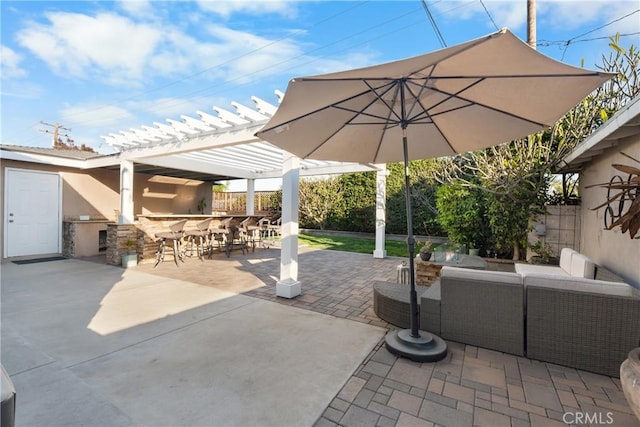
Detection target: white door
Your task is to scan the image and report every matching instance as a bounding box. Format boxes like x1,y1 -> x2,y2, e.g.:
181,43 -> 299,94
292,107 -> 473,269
5,169 -> 61,257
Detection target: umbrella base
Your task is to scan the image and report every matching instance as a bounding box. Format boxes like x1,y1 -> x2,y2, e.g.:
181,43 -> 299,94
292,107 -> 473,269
384,329 -> 447,363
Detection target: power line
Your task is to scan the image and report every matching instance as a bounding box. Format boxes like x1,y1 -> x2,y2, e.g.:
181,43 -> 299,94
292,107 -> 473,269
421,0 -> 447,47
538,32 -> 640,47
479,0 -> 499,31
560,8 -> 640,60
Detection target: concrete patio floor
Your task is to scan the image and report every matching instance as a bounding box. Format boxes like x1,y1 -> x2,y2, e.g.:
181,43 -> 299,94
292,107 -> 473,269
2,246 -> 638,426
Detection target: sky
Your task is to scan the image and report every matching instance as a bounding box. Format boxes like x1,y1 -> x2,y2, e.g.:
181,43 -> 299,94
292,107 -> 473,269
1,0 -> 639,189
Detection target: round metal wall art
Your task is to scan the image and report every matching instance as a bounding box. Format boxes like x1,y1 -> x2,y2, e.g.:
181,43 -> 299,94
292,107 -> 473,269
589,152 -> 640,239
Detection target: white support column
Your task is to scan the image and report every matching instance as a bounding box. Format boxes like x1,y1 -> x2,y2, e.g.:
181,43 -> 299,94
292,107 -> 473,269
119,160 -> 134,225
373,164 -> 387,258
277,154 -> 301,298
246,179 -> 255,216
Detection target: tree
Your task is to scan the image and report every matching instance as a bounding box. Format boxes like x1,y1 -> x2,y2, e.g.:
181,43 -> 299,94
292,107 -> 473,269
298,177 -> 342,230
333,172 -> 376,232
386,160 -> 443,236
436,182 -> 490,253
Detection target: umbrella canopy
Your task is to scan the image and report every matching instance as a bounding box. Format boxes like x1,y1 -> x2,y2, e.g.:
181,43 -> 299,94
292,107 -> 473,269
257,28 -> 612,163
256,28 -> 613,362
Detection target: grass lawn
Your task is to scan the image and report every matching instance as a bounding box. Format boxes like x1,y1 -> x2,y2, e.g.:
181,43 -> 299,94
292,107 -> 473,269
299,233 -> 411,257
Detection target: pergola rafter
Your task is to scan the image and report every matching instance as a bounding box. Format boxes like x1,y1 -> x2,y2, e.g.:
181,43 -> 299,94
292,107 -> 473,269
100,91 -> 379,180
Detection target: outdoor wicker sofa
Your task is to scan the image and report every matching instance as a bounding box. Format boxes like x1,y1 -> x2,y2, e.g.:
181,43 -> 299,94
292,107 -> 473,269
375,248 -> 640,377
433,256 -> 640,377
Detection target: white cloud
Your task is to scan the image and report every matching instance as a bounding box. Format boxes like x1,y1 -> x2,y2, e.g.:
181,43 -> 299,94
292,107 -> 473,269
61,103 -> 135,128
293,51 -> 380,76
14,8 -> 307,88
0,80 -> 44,99
541,1 -> 639,35
117,0 -> 155,18
539,1 -> 602,30
1,45 -> 27,78
196,0 -> 298,19
127,95 -> 227,119
486,2 -> 528,30
196,24 -> 303,78
16,11 -> 162,81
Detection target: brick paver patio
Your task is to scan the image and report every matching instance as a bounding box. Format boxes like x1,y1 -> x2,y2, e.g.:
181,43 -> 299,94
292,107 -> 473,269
135,245 -> 639,427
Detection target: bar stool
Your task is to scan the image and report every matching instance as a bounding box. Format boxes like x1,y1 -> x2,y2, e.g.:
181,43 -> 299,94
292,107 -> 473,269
258,217 -> 281,248
154,219 -> 188,267
184,218 -> 212,261
208,227 -> 228,257
225,225 -> 247,257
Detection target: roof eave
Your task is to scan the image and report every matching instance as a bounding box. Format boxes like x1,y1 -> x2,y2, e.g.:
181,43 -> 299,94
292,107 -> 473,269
557,96 -> 640,173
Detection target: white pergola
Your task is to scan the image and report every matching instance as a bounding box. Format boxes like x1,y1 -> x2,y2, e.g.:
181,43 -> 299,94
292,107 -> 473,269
99,91 -> 389,298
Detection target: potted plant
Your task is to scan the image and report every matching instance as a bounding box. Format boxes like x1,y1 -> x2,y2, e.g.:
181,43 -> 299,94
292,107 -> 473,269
121,238 -> 138,268
529,240 -> 558,265
196,197 -> 206,214
415,239 -> 433,261
469,245 -> 480,256
620,347 -> 640,421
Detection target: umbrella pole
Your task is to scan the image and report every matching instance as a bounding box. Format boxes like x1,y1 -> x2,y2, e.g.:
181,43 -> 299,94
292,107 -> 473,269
383,126 -> 447,363
402,132 -> 420,338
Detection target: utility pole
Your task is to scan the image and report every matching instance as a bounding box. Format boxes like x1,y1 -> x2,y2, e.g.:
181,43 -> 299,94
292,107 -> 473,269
39,121 -> 73,149
527,0 -> 536,49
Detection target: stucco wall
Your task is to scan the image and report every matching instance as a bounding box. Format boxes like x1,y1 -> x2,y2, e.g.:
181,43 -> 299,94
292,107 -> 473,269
578,134 -> 640,287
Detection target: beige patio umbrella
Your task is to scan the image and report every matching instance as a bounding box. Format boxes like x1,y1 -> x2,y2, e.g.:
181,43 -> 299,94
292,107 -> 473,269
256,28 -> 613,362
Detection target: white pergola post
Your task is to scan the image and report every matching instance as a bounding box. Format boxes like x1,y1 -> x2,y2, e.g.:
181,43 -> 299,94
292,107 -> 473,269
277,154 -> 301,298
119,160 -> 134,225
373,164 -> 387,258
246,179 -> 255,215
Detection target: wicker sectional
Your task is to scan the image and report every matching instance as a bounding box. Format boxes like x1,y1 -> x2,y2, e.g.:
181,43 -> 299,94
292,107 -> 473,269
435,261 -> 640,377
372,249 -> 639,377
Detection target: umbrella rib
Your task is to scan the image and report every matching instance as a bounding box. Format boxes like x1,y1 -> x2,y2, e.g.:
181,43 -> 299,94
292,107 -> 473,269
429,84 -> 549,127
365,79 -> 403,161
403,77 -> 551,128
332,106 -> 402,125
364,79 -> 404,123
403,66 -> 439,122
403,77 -> 481,124
302,81 -> 402,159
257,79 -> 400,135
332,80 -> 403,125
301,72 -> 608,82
